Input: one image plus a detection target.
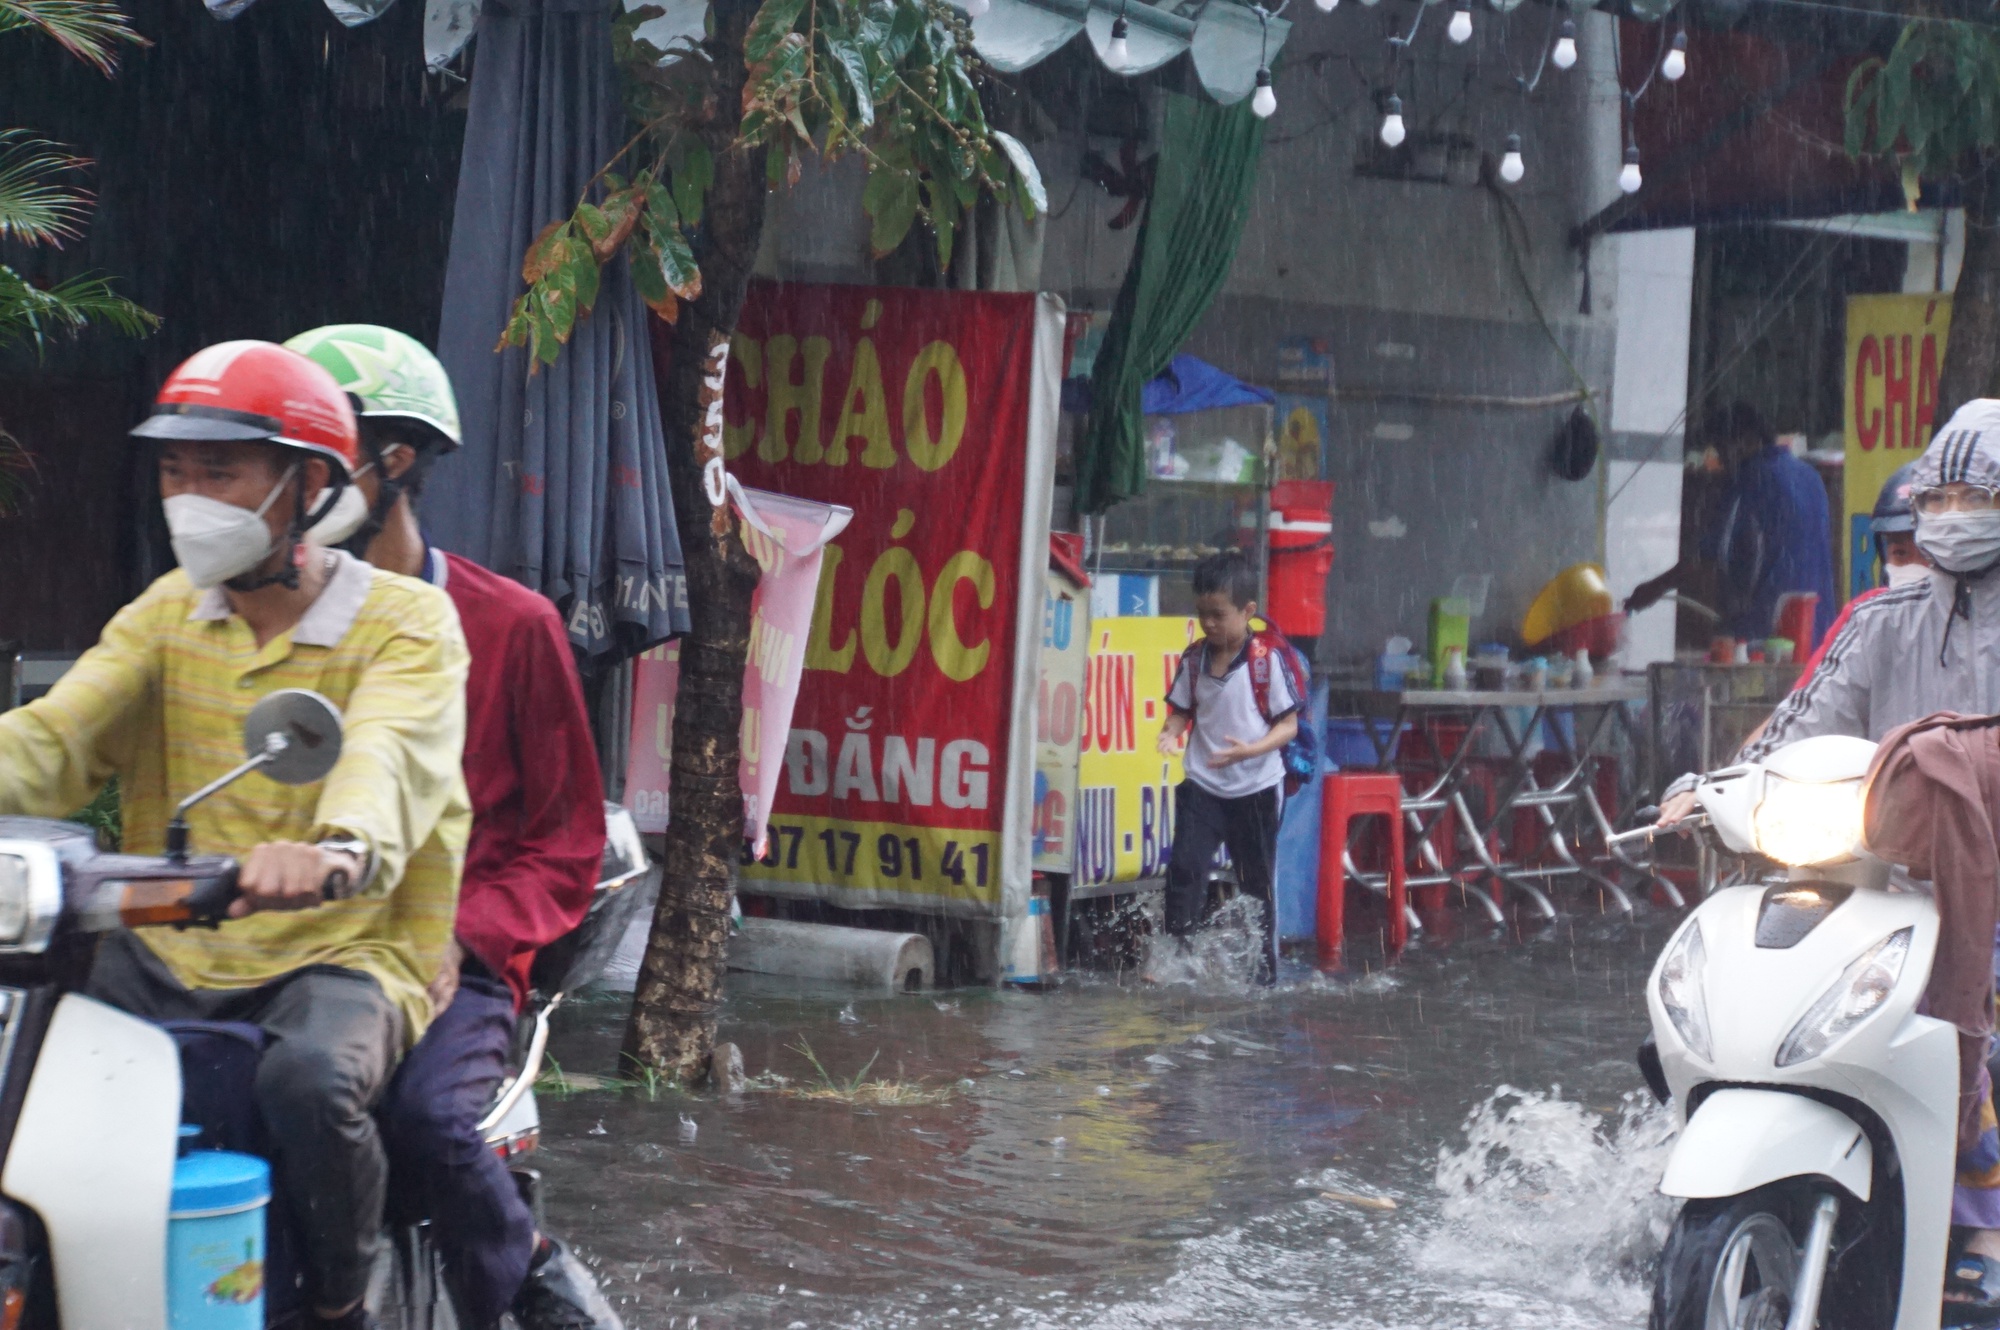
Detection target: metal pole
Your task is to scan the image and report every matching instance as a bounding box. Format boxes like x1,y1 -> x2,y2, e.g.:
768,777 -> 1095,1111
1784,1193 -> 1841,1330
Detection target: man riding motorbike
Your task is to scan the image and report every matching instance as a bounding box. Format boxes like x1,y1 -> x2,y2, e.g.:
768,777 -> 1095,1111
1656,399 -> 2000,1315
287,324 -> 620,1330
0,340 -> 472,1328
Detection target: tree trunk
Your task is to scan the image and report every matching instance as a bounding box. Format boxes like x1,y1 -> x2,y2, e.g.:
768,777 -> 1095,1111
1938,164 -> 2000,423
622,0 -> 769,1083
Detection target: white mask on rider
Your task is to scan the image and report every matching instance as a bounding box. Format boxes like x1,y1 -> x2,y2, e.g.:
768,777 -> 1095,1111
1884,560 -> 1931,589
1916,510 -> 2000,574
163,464 -> 297,590
305,462 -> 374,547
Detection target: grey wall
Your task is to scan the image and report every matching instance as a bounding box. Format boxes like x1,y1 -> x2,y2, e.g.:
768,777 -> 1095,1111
753,8 -> 1635,667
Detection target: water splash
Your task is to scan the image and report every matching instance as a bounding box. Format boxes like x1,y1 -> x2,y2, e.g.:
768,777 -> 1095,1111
1140,895 -> 1269,990
1412,1085 -> 1678,1320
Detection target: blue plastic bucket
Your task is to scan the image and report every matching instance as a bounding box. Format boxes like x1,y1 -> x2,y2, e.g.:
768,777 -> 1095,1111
167,1150 -> 268,1330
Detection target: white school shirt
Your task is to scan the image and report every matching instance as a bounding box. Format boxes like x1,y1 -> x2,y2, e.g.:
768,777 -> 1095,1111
1166,639 -> 1300,799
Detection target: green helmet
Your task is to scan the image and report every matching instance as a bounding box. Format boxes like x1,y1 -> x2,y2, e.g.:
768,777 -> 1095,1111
283,324 -> 461,451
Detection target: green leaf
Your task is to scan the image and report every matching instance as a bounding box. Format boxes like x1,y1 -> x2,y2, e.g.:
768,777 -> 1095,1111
671,139 -> 713,223
991,131 -> 1046,217
823,37 -> 875,128
574,201 -> 612,245
0,0 -> 143,74
745,0 -> 809,64
0,263 -> 155,355
655,222 -> 702,299
879,0 -> 922,66
629,241 -> 672,314
864,166 -> 919,256
0,132 -> 90,246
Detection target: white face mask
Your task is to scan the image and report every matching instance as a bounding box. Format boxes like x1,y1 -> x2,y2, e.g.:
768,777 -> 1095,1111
163,465 -> 296,590
305,463 -> 374,548
1916,510 -> 2000,574
1885,561 -> 1930,588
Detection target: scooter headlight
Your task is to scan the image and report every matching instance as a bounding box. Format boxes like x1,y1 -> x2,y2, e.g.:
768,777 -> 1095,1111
1657,921 -> 1713,1062
1752,773 -> 1864,867
1776,927 -> 1912,1068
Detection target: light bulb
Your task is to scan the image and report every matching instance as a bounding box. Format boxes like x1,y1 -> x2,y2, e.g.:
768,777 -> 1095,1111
1379,94 -> 1405,147
1359,0 -> 1380,7
1447,6 -> 1472,43
1499,132 -> 1524,184
1552,18 -> 1577,70
1106,16 -> 1130,66
1314,0 -> 1338,11
1662,30 -> 1686,81
1252,67 -> 1277,118
1619,146 -> 1642,194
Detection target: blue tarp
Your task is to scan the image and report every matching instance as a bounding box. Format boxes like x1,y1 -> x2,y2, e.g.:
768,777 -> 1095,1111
1141,354 -> 1276,415
1062,354 -> 1274,417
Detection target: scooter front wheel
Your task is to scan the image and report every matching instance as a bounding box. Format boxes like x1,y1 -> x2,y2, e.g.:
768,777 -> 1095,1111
1651,1190 -> 1801,1330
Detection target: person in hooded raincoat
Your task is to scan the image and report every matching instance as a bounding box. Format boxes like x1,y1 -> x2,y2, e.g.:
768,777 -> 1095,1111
1656,398 -> 2000,1301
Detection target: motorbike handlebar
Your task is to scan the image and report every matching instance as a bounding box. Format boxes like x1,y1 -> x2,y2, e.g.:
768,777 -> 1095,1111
114,859 -> 353,930
1604,811 -> 1711,851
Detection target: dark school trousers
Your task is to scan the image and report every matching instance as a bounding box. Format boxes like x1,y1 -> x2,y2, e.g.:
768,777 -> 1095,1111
1164,780 -> 1283,984
87,929 -> 401,1311
377,966 -> 537,1329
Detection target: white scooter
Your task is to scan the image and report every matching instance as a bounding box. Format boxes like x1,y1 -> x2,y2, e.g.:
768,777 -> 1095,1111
1615,734 -> 1958,1330
0,690 -> 655,1330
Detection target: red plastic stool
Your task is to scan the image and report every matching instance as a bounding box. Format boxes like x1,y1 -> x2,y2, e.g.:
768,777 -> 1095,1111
1317,772 -> 1408,968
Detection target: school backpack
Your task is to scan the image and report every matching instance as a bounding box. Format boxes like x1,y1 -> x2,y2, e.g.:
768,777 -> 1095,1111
1179,624 -> 1320,798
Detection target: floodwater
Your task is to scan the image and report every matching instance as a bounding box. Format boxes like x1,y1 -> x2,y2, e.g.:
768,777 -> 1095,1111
535,906 -> 1682,1330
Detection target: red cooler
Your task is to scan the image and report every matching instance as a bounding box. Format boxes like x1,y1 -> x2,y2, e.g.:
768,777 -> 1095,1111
1267,481 -> 1335,636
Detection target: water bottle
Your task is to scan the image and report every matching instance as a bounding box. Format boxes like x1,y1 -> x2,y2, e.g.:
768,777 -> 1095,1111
167,1149 -> 269,1330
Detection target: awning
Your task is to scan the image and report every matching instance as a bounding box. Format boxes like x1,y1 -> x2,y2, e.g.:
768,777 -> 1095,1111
206,0 -> 1287,98
429,0 -> 692,664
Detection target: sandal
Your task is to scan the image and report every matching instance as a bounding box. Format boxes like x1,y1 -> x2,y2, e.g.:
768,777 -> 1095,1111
1944,1252 -> 2000,1327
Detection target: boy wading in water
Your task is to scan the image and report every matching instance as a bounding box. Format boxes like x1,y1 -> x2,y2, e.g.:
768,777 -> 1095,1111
1157,551 -> 1301,985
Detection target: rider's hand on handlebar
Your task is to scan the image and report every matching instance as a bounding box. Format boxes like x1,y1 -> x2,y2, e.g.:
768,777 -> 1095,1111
1654,791 -> 1700,831
230,841 -> 362,918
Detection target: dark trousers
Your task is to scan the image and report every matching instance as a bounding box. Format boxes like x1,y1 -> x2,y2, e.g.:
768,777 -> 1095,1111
87,930 -> 400,1310
377,969 -> 536,1329
1164,781 -> 1282,984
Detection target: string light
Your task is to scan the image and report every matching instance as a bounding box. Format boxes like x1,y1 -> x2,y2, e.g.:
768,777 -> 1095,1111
1620,144 -> 1643,193
1314,0 -> 1338,11
1662,29 -> 1687,80
1500,132 -> 1524,184
1107,13 -> 1131,65
1252,66 -> 1277,117
1552,17 -> 1577,70
1380,93 -> 1406,147
1447,2 -> 1471,42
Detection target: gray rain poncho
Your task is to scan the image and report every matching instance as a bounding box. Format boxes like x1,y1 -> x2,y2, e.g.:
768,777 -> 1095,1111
1685,400 -> 2000,784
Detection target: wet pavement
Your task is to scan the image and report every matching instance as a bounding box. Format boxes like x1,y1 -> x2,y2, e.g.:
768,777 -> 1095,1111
536,908 -> 1682,1329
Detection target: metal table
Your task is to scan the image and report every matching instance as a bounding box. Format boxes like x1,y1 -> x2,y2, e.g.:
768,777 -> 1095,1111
1327,680 -> 1661,924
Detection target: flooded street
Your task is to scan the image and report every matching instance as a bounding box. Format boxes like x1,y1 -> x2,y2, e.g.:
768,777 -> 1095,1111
536,915 -> 1683,1329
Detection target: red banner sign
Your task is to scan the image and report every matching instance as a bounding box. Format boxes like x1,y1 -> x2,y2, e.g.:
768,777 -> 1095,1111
723,282 -> 1059,914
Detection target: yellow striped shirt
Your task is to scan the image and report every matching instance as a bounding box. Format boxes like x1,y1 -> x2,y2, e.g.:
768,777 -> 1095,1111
0,553 -> 470,1046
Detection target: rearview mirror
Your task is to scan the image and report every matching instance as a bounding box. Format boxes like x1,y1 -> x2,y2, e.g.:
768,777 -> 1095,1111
243,689 -> 344,786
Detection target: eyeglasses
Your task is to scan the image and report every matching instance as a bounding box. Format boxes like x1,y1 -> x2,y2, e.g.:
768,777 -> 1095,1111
1914,484 -> 2000,515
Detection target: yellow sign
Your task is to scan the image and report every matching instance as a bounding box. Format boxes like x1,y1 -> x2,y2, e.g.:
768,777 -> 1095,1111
1843,294 -> 1949,594
1076,616 -> 1199,886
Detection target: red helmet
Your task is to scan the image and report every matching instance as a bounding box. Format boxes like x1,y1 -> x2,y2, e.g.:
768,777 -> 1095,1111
131,340 -> 359,478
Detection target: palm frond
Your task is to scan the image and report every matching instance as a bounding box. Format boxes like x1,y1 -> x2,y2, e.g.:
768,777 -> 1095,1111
0,263 -> 158,356
0,132 -> 91,247
0,0 -> 144,74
